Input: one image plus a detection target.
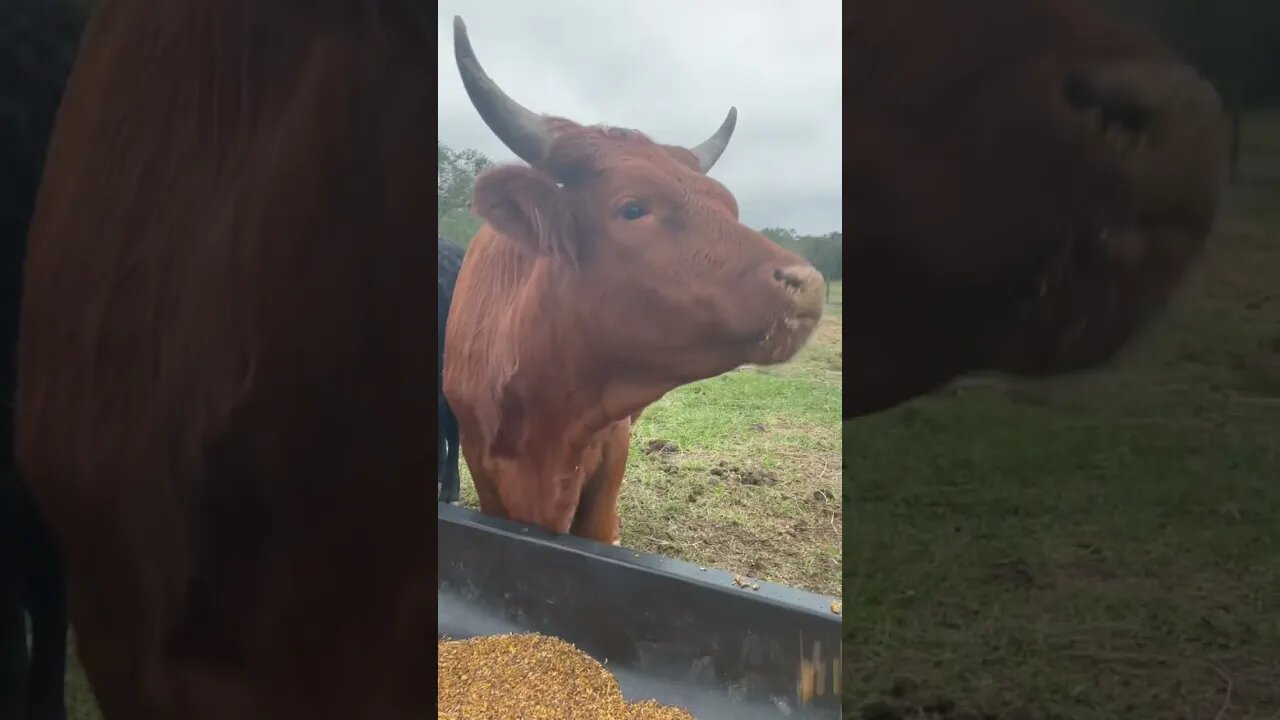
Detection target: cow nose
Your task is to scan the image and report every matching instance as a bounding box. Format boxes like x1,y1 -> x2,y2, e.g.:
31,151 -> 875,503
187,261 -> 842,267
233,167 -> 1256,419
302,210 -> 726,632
1062,60 -> 1222,153
773,266 -> 806,288
1062,59 -> 1223,229
773,264 -> 825,318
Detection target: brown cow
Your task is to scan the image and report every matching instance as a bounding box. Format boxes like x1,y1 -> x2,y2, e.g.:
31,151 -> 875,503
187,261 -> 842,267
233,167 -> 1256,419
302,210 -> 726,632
845,0 -> 1224,416
17,2 -> 434,719
442,17 -> 826,545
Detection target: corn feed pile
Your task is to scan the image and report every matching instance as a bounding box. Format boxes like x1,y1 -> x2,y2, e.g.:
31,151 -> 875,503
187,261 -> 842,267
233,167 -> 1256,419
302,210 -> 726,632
438,632 -> 695,719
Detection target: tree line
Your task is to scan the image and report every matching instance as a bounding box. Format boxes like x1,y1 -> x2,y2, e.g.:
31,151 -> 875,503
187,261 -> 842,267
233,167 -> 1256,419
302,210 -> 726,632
438,143 -> 843,291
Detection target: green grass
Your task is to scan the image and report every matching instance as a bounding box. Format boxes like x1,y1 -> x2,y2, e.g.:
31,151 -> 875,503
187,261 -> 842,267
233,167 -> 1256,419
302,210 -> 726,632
454,283 -> 845,596
843,175 -> 1280,715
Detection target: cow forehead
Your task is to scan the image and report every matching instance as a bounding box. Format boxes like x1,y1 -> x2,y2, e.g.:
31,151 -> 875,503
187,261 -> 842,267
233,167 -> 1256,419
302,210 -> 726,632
587,159 -> 737,212
541,122 -> 738,212
551,125 -> 687,170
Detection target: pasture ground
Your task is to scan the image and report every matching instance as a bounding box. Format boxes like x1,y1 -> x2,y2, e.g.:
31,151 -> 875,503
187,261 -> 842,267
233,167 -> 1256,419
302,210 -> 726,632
844,113 -> 1280,720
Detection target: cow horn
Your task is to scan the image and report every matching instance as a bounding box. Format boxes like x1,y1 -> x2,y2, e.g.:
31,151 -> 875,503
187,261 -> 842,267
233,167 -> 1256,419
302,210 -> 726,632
453,16 -> 553,167
688,107 -> 738,174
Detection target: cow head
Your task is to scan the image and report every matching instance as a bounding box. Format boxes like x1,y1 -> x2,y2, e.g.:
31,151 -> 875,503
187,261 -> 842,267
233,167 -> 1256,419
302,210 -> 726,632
846,0 -> 1225,416
453,17 -> 824,385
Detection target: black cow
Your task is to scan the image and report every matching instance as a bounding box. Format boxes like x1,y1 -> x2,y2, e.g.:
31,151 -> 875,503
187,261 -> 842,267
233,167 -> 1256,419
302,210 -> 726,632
1,0 -> 85,718
438,238 -> 467,504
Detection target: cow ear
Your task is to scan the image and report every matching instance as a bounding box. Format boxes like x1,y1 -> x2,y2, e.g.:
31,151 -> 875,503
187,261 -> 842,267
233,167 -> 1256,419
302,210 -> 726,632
471,166 -> 579,268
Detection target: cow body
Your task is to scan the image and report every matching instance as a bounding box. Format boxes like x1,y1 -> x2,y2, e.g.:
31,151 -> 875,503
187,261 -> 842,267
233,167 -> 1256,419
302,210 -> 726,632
0,0 -> 83,717
437,238 -> 466,504
16,2 -> 435,719
443,18 -> 826,544
845,0 -> 1224,415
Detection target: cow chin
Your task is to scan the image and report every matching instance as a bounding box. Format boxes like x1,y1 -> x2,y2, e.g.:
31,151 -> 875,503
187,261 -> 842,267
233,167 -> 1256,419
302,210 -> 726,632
992,220 -> 1205,377
745,313 -> 820,367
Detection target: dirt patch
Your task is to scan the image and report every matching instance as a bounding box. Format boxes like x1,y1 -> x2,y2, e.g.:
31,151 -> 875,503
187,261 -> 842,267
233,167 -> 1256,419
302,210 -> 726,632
855,681 -> 1060,720
987,557 -> 1037,589
855,686 -> 983,720
708,460 -> 778,486
1049,542 -> 1119,584
855,700 -> 1046,720
643,438 -> 680,455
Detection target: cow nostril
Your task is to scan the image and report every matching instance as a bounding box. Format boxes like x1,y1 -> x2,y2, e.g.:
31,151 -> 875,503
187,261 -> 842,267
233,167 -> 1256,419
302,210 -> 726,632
774,267 -> 803,289
774,264 -> 822,292
1063,67 -> 1153,138
1062,70 -> 1096,111
772,264 -> 825,319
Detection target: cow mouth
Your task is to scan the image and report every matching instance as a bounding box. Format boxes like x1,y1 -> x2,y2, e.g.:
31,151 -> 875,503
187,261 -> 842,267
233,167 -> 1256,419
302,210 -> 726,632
749,312 -> 819,365
1031,220 -> 1203,304
993,216 -> 1208,376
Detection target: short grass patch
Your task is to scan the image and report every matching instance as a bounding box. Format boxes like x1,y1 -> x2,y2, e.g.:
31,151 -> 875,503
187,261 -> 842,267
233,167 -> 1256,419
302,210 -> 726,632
843,174 -> 1280,719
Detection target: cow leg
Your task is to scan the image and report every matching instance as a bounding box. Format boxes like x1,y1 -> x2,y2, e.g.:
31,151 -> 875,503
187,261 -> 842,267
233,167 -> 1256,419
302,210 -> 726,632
0,472 -> 30,719
470,468 -> 506,521
436,429 -> 446,502
441,405 -> 461,505
467,465 -> 517,528
22,508 -> 67,720
0,602 -> 24,720
570,420 -> 629,546
437,399 -> 461,505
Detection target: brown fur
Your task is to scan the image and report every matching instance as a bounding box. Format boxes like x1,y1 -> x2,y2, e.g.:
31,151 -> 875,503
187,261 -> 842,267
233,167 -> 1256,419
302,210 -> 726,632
16,2 -> 434,718
444,119 -> 823,542
846,0 -> 1224,415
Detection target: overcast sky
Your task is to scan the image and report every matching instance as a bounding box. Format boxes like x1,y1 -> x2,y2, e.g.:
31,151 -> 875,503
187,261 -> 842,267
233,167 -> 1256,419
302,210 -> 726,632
437,1 -> 842,236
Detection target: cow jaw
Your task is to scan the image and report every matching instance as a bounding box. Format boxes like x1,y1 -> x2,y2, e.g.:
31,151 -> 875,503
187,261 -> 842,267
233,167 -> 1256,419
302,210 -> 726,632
993,220 -> 1207,377
989,57 -> 1224,376
747,314 -> 820,366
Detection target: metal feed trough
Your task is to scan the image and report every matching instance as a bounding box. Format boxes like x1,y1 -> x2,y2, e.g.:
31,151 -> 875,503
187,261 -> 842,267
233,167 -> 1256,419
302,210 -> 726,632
438,502 -> 842,719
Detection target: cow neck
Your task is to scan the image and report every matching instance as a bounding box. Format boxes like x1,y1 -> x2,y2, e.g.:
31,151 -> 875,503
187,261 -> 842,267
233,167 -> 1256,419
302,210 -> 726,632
527,277 -> 683,423
492,262 -> 614,468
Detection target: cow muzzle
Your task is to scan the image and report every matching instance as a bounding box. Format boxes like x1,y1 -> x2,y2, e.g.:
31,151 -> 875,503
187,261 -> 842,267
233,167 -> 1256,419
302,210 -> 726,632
774,264 -> 826,321
1063,58 -> 1223,227
750,264 -> 825,365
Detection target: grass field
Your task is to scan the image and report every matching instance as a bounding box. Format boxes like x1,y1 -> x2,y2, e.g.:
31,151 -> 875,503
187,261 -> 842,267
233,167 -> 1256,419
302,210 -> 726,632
843,117 -> 1280,719
452,281 -> 846,597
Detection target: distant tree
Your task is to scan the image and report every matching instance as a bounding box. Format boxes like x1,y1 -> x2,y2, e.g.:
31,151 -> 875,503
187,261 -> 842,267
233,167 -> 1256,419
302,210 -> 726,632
437,143 -> 491,221
437,143 -> 493,246
438,209 -> 484,248
761,227 -> 801,249
815,232 -> 843,282
761,227 -> 843,303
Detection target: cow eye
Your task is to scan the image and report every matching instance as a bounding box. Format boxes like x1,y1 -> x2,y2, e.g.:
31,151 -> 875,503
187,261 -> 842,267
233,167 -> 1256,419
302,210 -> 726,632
619,202 -> 649,221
